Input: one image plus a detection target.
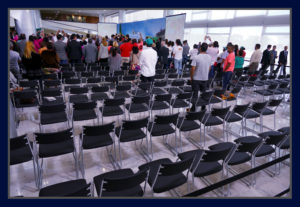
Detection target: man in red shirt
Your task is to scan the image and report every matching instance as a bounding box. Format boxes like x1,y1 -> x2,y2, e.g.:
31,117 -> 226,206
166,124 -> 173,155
222,43 -> 235,91
120,38 -> 133,65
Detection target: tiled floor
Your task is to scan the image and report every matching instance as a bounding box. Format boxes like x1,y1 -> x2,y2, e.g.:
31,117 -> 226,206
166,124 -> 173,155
9,86 -> 291,198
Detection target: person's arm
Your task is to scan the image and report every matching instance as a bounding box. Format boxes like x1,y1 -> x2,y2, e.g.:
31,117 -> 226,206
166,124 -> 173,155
190,66 -> 196,80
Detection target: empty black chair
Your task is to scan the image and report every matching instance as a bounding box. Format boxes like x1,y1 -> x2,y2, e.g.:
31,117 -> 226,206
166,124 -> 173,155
168,79 -> 184,94
79,122 -> 117,176
39,103 -> 68,131
148,113 -> 180,158
115,117 -> 150,166
100,98 -> 125,124
122,75 -> 136,82
125,95 -> 151,119
43,79 -> 61,89
150,94 -> 172,118
81,71 -> 94,78
75,66 -> 86,73
90,86 -> 110,102
93,168 -> 148,197
138,156 -> 194,195
133,82 -> 152,96
62,71 -> 76,80
193,91 -> 214,111
19,80 -> 39,90
69,87 -> 89,103
171,92 -> 192,112
34,129 -> 78,189
72,101 -> 98,127
254,83 -> 278,101
12,90 -> 39,109
64,78 -> 81,92
41,88 -> 64,106
152,80 -> 168,95
85,77 -> 101,88
42,73 -> 59,80
114,84 -> 132,99
39,179 -> 91,197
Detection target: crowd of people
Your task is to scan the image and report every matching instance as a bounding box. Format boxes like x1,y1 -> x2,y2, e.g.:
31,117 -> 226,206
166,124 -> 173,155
9,30 -> 289,111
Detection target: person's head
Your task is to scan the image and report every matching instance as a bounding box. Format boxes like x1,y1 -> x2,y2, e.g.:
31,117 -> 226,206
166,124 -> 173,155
29,35 -> 35,42
152,43 -> 156,48
24,41 -> 36,58
272,45 -> 276,50
238,49 -> 244,57
200,42 -> 208,53
88,38 -> 93,44
128,38 -> 132,43
255,43 -> 261,50
227,43 -> 234,53
57,34 -> 63,40
71,34 -> 77,40
161,41 -> 165,47
146,38 -> 153,47
176,39 -> 182,46
235,44 -> 239,51
132,46 -> 139,54
171,41 -> 174,47
111,34 -> 115,39
113,41 -> 119,47
267,45 -> 272,50
19,33 -> 26,40
284,46 -> 288,51
86,34 -> 90,39
223,47 -> 226,52
213,41 -> 219,48
46,42 -> 53,50
132,39 -> 137,44
183,40 -> 187,45
111,47 -> 117,57
193,44 -> 198,49
102,38 -> 108,46
105,35 -> 109,40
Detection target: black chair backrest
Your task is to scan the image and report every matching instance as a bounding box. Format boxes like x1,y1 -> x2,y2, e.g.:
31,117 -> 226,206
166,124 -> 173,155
214,89 -> 226,97
154,80 -> 167,87
167,69 -> 177,74
87,77 -> 101,84
42,73 -> 58,80
231,87 -> 242,94
42,89 -> 62,97
265,134 -> 286,146
211,106 -> 231,117
39,103 -> 66,113
200,91 -> 213,101
154,74 -> 165,79
203,148 -> 232,162
35,128 -> 73,144
252,101 -> 268,111
233,103 -> 250,114
105,76 -> 118,82
160,157 -> 194,176
114,71 -> 124,76
99,70 -> 110,76
171,79 -> 185,87
70,87 -> 88,94
19,80 -> 38,88
67,183 -> 91,197
123,75 -> 136,81
268,83 -> 278,90
154,113 -> 179,125
62,71 -> 76,79
75,66 -> 86,72
185,110 -> 207,121
91,66 -> 101,72
65,78 -> 81,85
81,72 -> 93,77
278,127 -> 290,136
13,90 -> 37,99
168,73 -> 178,79
73,101 -> 96,110
122,117 -> 149,130
154,94 -> 172,102
156,69 -> 165,75
116,84 -> 131,91
101,169 -> 148,193
177,92 -> 192,100
104,98 -> 125,106
44,80 -> 61,87
278,82 -> 289,89
235,138 -> 263,153
132,95 -> 150,104
10,134 -> 28,151
92,86 -> 109,93
128,70 -> 139,75
138,82 -> 152,91
268,99 -> 283,107
248,76 -> 257,82
83,122 -> 115,136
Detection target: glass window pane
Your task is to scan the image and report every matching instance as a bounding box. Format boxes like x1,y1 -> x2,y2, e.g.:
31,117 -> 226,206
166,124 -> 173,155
184,28 -> 206,46
173,10 -> 192,22
192,12 -> 208,21
236,10 -> 267,17
210,10 -> 235,20
207,27 -> 230,34
146,10 -> 164,19
268,10 -> 290,16
207,34 -> 229,49
265,26 -> 290,34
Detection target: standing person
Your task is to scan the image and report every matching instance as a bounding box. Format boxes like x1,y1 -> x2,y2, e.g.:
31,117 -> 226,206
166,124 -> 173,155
9,42 -> 22,79
16,33 -> 26,58
67,34 -> 82,64
222,43 -> 235,91
172,39 -> 183,75
190,43 -> 211,112
270,45 -> 278,75
21,41 -> 42,80
206,41 -> 219,79
139,38 -> 157,82
83,38 -> 98,65
98,37 -> 109,63
108,47 -> 122,74
182,40 -> 190,65
158,41 -> 169,69
54,34 -> 68,65
234,50 -> 245,71
275,46 -> 288,76
40,43 -> 60,74
119,39 -> 133,65
248,44 -> 262,74
189,44 -> 199,60
260,45 -> 272,73
167,41 -> 173,69
130,46 -> 141,70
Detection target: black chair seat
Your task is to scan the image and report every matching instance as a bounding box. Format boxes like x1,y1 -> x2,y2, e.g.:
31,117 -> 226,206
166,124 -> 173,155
42,97 -> 64,106
254,90 -> 273,96
241,109 -> 260,119
194,161 -> 223,177
194,98 -> 209,107
254,108 -> 275,115
209,142 -> 235,151
202,114 -> 223,126
114,91 -> 131,99
254,81 -> 264,87
177,118 -> 200,132
148,122 -> 175,136
69,95 -> 89,103
278,127 -> 290,135
93,168 -> 143,197
138,158 -> 187,193
219,112 -> 242,123
152,88 -> 166,95
73,109 -> 97,121
180,86 -> 192,92
100,106 -> 124,117
258,131 -> 282,139
133,90 -> 149,96
39,179 -> 88,197
235,136 -> 262,144
82,134 -> 113,150
10,146 -> 32,165
278,88 -> 290,94
280,138 -> 290,149
168,87 -> 183,94
64,85 -> 80,92
151,101 -> 169,111
91,93 -> 109,101
125,104 -> 148,113
228,152 -> 251,165
256,145 -> 275,157
115,127 -> 147,142
15,100 -> 39,108
39,139 -> 75,158
171,99 -> 190,108
210,96 -> 222,104
41,112 -> 67,125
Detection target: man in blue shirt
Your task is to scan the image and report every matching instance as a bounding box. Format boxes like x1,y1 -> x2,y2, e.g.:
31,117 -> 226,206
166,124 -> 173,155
270,45 -> 278,75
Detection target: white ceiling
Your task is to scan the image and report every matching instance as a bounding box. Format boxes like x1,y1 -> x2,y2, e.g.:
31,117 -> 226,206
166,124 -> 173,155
40,9 -> 123,17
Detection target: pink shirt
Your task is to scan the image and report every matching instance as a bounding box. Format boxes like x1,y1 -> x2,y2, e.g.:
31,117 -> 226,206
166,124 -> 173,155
223,52 -> 235,72
34,39 -> 43,53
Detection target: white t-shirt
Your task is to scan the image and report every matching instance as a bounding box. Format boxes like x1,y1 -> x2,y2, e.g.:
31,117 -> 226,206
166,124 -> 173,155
206,47 -> 219,65
139,47 -> 158,77
172,45 -> 183,60
168,46 -> 173,58
189,49 -> 198,60
191,54 -> 212,81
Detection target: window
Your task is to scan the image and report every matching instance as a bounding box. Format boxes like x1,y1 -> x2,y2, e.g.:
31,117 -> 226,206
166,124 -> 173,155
125,10 -> 164,22
210,10 -> 235,20
268,10 -> 290,16
173,10 -> 192,22
207,27 -> 230,34
191,12 -> 208,21
184,28 -> 206,46
207,34 -> 229,49
265,26 -> 290,34
236,10 -> 267,17
105,15 -> 119,23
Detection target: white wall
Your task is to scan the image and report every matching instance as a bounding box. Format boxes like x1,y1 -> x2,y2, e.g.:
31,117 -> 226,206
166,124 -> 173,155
42,20 -> 98,34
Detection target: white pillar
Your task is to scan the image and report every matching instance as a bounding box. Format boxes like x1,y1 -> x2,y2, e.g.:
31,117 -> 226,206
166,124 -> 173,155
98,14 -> 105,23
119,10 -> 126,23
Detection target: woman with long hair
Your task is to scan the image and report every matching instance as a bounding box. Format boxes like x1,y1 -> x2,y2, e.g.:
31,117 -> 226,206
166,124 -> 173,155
172,39 -> 183,74
41,43 -> 60,74
22,41 -> 42,80
130,46 -> 141,71
108,47 -> 122,74
98,37 -> 109,63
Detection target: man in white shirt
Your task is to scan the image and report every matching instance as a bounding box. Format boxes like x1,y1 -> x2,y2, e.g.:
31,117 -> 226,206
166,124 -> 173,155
172,39 -> 183,75
248,43 -> 262,73
139,38 -> 157,82
189,44 -> 199,60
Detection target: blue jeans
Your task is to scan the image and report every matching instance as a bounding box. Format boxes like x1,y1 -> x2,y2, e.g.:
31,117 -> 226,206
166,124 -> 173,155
60,60 -> 68,65
174,59 -> 183,74
222,71 -> 233,90
209,65 -> 215,79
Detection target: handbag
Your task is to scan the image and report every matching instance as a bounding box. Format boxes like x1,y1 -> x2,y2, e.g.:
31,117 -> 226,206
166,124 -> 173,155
131,64 -> 141,71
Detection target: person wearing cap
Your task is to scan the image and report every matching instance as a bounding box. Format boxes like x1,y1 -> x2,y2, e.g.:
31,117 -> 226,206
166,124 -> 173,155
139,38 -> 157,82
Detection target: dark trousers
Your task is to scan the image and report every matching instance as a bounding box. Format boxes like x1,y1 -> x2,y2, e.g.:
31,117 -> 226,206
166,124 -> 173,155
191,80 -> 207,112
275,64 -> 287,76
222,71 -> 233,90
140,75 -> 154,82
99,58 -> 108,63
70,59 -> 82,65
260,64 -> 270,73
